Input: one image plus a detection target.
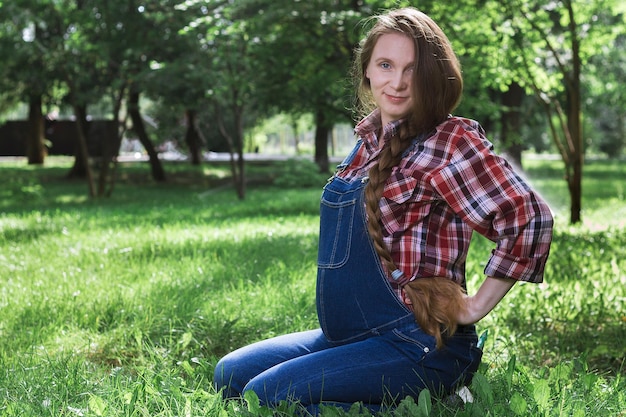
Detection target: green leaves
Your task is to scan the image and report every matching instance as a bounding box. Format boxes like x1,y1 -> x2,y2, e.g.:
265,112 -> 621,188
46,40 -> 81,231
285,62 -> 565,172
532,379 -> 551,413
472,373 -> 495,406
509,391 -> 528,415
88,395 -> 107,416
394,391 -> 432,417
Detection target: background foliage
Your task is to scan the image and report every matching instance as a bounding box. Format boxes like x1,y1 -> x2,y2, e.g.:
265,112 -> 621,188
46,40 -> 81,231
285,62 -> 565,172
0,0 -> 624,159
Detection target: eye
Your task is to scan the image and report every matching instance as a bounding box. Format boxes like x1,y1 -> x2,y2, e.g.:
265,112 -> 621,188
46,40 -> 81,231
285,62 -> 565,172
380,62 -> 391,70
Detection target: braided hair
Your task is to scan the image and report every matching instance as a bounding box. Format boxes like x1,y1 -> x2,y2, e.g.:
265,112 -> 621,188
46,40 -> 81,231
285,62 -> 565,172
353,8 -> 466,348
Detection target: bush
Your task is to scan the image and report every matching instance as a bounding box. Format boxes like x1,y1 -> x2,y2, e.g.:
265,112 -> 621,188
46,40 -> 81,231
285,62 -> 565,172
273,158 -> 330,188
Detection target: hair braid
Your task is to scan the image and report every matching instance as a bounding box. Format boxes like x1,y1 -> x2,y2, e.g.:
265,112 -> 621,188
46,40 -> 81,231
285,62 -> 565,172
364,130 -> 412,275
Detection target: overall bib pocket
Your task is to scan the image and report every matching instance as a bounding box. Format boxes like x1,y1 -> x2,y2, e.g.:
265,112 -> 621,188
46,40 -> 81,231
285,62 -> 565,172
317,191 -> 357,269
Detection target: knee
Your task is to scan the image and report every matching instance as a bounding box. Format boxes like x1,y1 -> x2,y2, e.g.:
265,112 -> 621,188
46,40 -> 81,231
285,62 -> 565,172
214,356 -> 284,404
213,354 -> 242,399
241,376 -> 284,407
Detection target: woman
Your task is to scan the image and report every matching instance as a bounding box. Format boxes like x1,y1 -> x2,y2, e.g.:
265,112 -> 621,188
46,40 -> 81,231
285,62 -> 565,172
213,7 -> 553,414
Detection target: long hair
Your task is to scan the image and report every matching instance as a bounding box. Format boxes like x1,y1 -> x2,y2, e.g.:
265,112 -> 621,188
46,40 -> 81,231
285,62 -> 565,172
353,8 -> 466,348
353,7 -> 463,132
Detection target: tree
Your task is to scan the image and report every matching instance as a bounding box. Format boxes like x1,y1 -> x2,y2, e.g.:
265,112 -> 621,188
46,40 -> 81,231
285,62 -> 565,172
0,0 -> 66,165
142,4 -> 214,166
74,0 -> 174,191
59,0 -> 102,192
2,0 -> 624,209
501,0 -> 625,224
414,0 -> 532,167
177,0 -> 266,198
208,18 -> 256,199
244,0 -> 367,172
586,32 -> 626,158
128,87 -> 166,181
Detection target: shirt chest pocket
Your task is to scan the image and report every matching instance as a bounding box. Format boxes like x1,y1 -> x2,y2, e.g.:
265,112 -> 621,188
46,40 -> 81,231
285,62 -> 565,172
381,173 -> 433,232
382,173 -> 419,204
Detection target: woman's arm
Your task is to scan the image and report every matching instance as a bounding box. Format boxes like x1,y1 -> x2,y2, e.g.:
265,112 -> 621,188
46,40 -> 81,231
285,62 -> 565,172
457,276 -> 517,325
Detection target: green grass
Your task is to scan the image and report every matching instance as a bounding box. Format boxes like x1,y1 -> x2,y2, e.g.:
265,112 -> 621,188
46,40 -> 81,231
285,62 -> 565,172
0,156 -> 625,416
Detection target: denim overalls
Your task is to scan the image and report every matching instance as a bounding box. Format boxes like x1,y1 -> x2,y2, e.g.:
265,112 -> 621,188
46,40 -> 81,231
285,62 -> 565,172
316,173 -> 416,343
214,151 -> 483,413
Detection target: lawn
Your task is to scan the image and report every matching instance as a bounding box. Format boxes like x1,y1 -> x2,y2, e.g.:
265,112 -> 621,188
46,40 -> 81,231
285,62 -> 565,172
0,155 -> 624,416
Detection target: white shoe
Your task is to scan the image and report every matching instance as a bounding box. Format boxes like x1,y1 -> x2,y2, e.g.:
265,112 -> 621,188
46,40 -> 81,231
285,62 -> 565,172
455,386 -> 474,403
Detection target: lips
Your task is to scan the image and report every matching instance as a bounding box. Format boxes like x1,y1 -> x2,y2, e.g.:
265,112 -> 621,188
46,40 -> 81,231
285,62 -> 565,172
385,93 -> 408,104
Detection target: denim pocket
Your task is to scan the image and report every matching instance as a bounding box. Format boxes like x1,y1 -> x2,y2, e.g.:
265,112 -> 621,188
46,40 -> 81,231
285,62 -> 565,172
391,327 -> 437,358
317,195 -> 356,268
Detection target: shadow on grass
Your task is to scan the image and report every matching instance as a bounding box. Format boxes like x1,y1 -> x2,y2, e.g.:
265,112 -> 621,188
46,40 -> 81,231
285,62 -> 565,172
2,227 -> 320,367
0,164 -> 323,233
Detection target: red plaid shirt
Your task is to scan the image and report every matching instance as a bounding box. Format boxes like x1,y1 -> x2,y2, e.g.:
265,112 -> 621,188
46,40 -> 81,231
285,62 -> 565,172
337,110 -> 553,290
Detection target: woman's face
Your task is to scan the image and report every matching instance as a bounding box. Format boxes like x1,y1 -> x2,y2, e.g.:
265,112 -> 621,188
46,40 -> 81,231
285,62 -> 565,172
365,32 -> 415,127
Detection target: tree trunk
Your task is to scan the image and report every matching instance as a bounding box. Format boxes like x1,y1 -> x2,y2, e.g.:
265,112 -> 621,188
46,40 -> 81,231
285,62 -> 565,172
97,120 -> 123,197
67,104 -> 90,180
69,105 -> 96,196
500,82 -> 525,169
26,95 -> 46,165
215,102 -> 245,200
128,89 -> 166,182
566,1 -> 583,224
185,109 -> 202,165
235,107 -> 245,199
291,118 -> 300,155
567,90 -> 583,224
98,85 -> 126,197
314,110 -> 330,173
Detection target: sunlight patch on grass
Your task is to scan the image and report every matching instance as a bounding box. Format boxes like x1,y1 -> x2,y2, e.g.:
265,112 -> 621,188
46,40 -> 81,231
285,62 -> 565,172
202,166 -> 229,178
581,197 -> 626,231
54,194 -> 90,204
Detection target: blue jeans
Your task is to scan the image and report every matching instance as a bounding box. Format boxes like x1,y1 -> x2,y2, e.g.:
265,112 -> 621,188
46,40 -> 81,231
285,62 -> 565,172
214,325 -> 481,413
214,174 -> 482,413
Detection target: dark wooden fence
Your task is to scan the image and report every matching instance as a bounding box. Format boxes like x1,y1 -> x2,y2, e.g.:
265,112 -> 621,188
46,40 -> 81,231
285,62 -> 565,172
0,119 -> 117,157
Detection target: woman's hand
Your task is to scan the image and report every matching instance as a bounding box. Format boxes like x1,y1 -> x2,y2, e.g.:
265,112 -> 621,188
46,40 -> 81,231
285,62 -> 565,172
457,276 -> 517,325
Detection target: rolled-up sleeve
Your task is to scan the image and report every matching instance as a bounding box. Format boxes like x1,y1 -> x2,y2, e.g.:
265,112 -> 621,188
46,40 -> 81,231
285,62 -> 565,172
432,123 -> 553,283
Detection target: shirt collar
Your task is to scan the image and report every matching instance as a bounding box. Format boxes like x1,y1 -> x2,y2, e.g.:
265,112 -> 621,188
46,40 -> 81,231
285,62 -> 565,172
354,109 -> 406,154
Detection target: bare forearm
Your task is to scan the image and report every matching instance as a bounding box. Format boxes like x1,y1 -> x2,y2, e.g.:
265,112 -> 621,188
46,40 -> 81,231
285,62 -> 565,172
458,276 -> 517,325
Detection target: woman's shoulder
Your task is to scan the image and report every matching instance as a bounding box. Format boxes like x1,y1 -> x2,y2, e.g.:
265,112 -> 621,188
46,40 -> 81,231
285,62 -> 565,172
436,116 -> 493,147
437,115 -> 486,137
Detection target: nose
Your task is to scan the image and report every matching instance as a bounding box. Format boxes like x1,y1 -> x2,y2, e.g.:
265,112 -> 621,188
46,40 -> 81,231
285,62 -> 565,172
390,70 -> 409,91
